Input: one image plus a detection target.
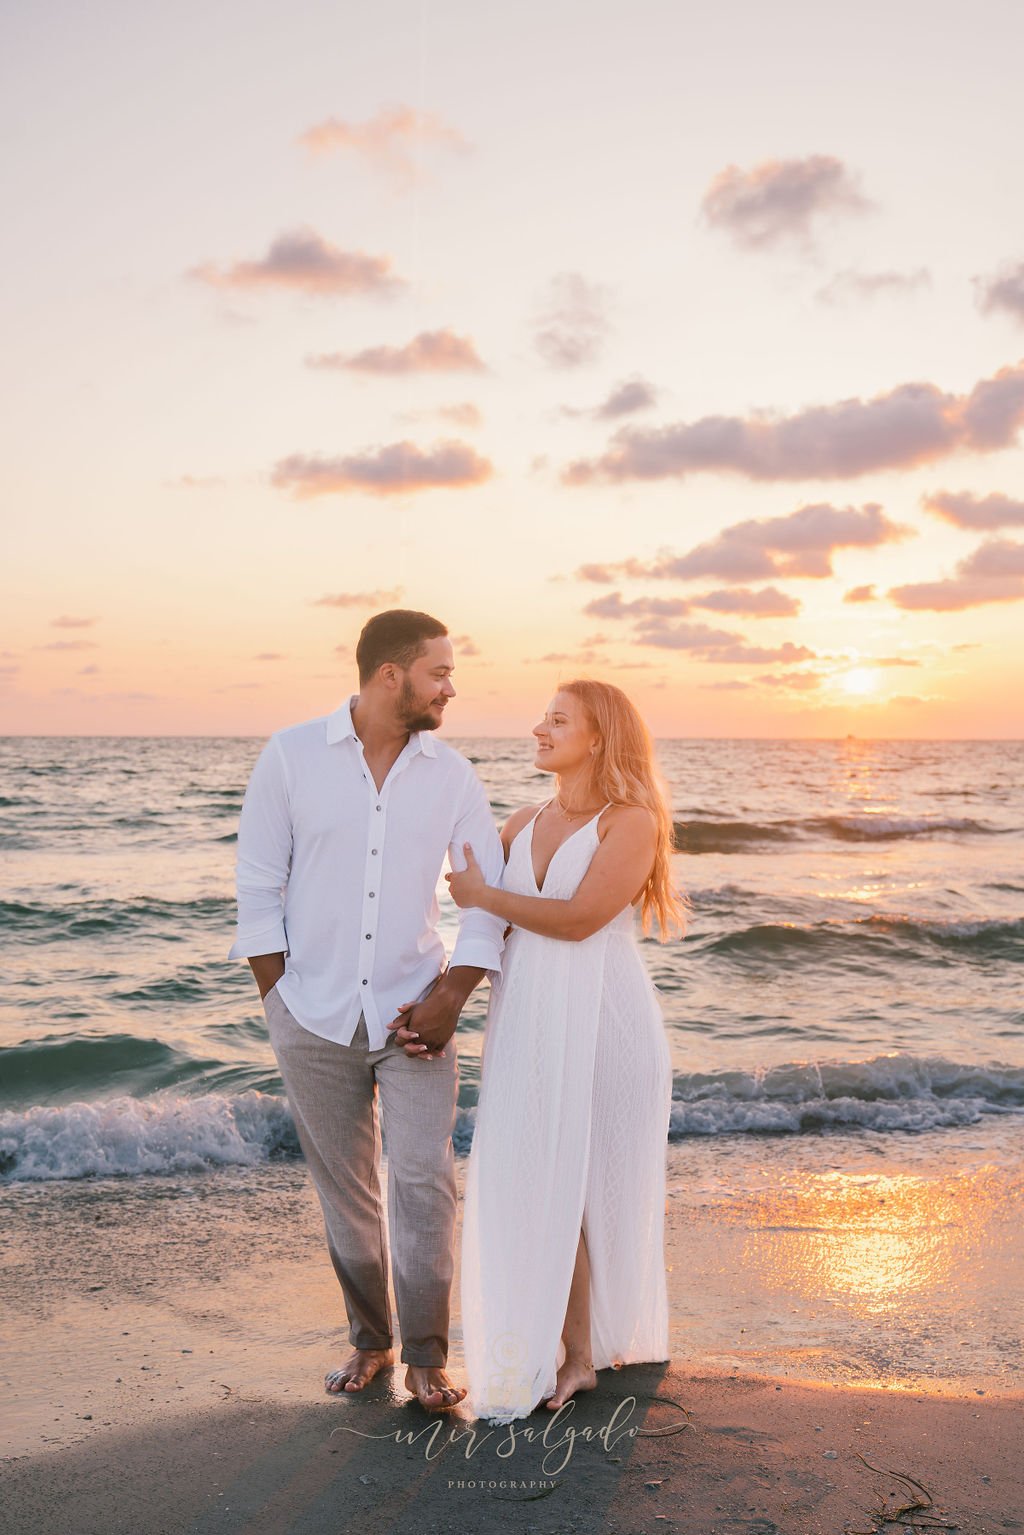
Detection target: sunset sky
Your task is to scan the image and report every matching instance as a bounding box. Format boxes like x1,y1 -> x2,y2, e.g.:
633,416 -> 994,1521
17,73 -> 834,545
3,0 -> 1023,737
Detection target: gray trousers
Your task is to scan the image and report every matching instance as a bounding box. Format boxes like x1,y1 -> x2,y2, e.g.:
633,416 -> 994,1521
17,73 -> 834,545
263,984 -> 459,1367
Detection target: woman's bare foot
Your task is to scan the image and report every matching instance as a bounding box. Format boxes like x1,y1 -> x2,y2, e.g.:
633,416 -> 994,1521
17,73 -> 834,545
543,1353 -> 597,1410
325,1347 -> 395,1394
405,1365 -> 467,1412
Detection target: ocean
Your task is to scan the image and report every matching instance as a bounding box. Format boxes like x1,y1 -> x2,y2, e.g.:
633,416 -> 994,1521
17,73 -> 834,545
1,733 -> 1022,1183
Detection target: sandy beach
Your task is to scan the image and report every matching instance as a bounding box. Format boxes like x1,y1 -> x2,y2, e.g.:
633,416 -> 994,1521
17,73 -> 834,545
3,1133 -> 1021,1534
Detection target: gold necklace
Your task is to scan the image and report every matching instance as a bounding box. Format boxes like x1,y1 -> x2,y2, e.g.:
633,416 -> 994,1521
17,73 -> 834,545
551,793 -> 604,823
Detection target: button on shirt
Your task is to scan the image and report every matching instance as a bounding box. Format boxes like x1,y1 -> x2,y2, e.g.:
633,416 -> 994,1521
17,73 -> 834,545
227,696 -> 507,1049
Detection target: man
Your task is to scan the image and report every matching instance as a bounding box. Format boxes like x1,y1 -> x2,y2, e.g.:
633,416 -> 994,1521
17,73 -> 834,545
228,610 -> 506,1411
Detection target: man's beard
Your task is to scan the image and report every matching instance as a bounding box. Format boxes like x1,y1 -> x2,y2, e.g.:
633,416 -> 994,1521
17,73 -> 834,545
397,677 -> 444,733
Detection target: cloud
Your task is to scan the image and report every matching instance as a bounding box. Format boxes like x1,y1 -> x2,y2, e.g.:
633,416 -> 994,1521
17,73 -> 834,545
873,656 -> 921,667
189,228 -> 404,298
306,329 -> 485,375
699,679 -> 752,691
975,260 -> 1024,324
50,615 -> 96,628
755,672 -> 821,690
844,584 -> 876,603
632,616 -> 815,665
690,586 -> 801,617
816,268 -> 930,305
922,489 -> 1024,530
77,664 -> 100,675
595,503 -> 908,583
574,559 -> 650,584
167,475 -> 225,489
592,377 -> 659,420
533,273 -> 611,369
697,640 -> 816,665
254,652 -> 284,661
889,537 -> 1024,610
451,633 -> 481,657
583,592 -> 692,620
35,639 -> 98,652
701,154 -> 871,251
563,362 -> 1024,485
296,106 -> 469,189
271,440 -> 493,498
312,589 -> 404,609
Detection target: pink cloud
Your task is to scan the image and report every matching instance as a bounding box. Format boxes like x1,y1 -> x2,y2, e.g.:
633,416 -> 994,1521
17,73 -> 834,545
922,489 -> 1024,529
590,503 -> 908,584
50,615 -> 97,628
701,154 -> 872,251
689,586 -> 801,617
889,537 -> 1024,610
297,106 -> 469,188
844,584 -> 876,603
975,260 -> 1024,324
312,589 -> 404,608
533,273 -> 611,370
307,329 -> 485,374
271,440 -> 493,498
583,593 -> 692,620
816,268 -> 930,306
189,228 -> 404,298
563,363 -> 1024,485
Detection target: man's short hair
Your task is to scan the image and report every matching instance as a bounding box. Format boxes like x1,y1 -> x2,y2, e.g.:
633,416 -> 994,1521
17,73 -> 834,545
356,610 -> 449,685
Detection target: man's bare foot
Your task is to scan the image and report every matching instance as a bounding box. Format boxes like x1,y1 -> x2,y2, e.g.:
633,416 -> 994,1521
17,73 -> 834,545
325,1346 -> 395,1394
404,1364 -> 467,1412
543,1353 -> 597,1410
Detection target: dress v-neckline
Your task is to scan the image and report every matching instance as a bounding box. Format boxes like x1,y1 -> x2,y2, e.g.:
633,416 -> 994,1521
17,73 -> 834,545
526,800 -> 609,895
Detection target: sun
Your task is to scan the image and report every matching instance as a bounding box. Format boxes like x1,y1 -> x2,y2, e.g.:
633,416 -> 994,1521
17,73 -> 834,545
840,668 -> 878,696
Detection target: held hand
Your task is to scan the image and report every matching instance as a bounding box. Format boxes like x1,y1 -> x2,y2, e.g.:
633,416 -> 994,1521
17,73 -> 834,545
444,843 -> 490,909
386,984 -> 461,1056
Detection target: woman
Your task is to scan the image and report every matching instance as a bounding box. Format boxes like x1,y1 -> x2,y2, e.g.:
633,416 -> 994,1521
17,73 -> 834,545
446,679 -> 686,1424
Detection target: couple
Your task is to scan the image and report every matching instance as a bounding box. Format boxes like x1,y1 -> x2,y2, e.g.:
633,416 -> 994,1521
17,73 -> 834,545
228,609 -> 685,1422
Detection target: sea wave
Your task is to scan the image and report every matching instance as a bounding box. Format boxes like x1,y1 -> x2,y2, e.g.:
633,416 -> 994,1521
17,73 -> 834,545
0,1092 -> 298,1181
675,813 -> 1011,854
666,1053 -> 1024,1137
0,1031 -> 278,1106
702,913 -> 1024,961
1,895 -> 233,941
2,1053 -> 1020,1181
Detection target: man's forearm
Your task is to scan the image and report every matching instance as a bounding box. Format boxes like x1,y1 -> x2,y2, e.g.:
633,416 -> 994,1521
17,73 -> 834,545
248,952 -> 286,1000
437,964 -> 488,1007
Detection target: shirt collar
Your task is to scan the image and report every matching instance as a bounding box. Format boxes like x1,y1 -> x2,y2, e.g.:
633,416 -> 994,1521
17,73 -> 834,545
325,694 -> 437,757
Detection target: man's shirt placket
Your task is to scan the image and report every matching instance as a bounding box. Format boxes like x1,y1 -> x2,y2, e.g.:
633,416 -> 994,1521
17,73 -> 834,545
354,739 -> 417,1049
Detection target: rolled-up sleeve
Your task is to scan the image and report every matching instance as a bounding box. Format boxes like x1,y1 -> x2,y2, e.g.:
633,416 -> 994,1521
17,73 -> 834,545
447,768 -> 507,979
227,734 -> 293,960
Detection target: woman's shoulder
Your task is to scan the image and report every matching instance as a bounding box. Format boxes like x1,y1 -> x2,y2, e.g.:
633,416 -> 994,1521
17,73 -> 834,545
500,802 -> 546,846
597,802 -> 658,839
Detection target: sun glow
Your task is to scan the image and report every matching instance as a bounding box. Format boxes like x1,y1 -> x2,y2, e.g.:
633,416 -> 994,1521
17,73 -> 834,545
840,668 -> 878,696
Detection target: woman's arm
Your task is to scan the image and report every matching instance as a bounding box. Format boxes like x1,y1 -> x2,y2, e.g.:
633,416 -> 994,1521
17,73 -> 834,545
446,806 -> 657,941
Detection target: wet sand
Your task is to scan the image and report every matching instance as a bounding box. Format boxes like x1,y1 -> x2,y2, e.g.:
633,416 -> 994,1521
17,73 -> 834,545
2,1136 -> 1022,1533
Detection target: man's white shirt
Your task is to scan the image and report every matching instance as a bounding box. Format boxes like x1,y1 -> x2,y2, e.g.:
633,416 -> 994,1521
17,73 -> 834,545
228,696 -> 506,1048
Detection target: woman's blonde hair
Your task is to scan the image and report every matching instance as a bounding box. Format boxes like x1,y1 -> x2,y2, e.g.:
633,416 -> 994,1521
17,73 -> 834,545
559,678 -> 688,941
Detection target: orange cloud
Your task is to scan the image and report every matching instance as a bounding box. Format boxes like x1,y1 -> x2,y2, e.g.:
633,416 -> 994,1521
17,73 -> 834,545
189,228 -> 403,297
271,440 -> 493,498
50,615 -> 97,628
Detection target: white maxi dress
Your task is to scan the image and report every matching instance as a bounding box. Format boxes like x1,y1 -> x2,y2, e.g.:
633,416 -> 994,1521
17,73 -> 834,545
460,802 -> 673,1423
